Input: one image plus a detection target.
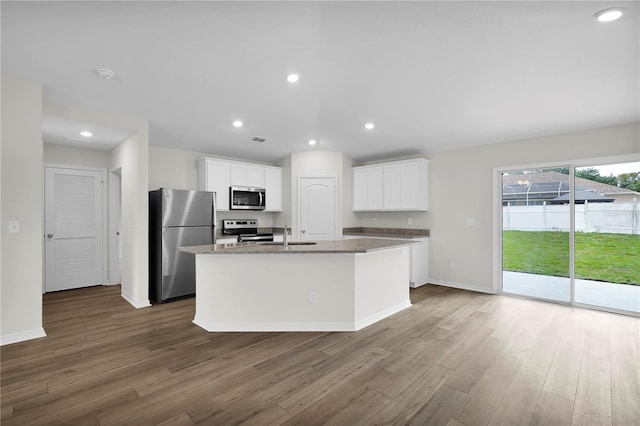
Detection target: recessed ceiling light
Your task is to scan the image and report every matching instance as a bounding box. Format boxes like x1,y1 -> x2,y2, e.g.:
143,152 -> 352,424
308,139 -> 317,146
594,7 -> 625,22
232,120 -> 243,128
364,123 -> 375,130
80,131 -> 93,137
287,73 -> 300,83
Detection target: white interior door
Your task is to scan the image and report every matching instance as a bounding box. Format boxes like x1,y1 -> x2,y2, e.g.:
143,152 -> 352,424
45,166 -> 104,292
299,177 -> 336,241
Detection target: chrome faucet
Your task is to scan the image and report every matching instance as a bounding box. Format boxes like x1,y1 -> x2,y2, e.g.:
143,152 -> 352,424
283,225 -> 288,248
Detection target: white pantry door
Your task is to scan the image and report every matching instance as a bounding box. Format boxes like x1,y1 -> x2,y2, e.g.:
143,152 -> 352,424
45,166 -> 105,292
299,177 -> 336,241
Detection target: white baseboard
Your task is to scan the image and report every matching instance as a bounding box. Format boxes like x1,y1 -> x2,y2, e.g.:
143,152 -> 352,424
193,318 -> 357,332
1,327 -> 47,346
354,300 -> 412,330
427,279 -> 496,295
193,299 -> 412,333
121,290 -> 151,309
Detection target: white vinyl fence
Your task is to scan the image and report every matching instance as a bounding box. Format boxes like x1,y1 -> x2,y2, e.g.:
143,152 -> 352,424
503,202 -> 640,234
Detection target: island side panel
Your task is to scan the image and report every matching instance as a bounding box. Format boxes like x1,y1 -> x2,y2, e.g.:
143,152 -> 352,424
193,253 -> 356,332
354,246 -> 411,330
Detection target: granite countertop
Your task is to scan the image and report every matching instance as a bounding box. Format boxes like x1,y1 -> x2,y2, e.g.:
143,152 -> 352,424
342,227 -> 429,239
180,237 -> 415,255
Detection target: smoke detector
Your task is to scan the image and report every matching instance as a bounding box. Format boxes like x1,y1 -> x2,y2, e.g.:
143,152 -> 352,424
97,68 -> 114,80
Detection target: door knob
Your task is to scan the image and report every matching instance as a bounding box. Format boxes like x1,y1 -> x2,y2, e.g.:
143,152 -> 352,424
301,230 -> 306,233
47,233 -> 53,238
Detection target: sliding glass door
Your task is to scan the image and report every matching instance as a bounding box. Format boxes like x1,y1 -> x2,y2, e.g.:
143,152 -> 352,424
502,167 -> 571,303
500,162 -> 640,315
573,162 -> 640,314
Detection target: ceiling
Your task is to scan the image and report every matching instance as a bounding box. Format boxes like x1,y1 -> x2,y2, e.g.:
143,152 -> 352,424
2,1 -> 638,163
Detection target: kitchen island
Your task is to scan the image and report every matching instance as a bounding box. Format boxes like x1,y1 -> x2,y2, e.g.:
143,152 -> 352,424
180,238 -> 414,332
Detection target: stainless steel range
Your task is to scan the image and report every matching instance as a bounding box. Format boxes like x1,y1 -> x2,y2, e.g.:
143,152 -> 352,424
222,219 -> 274,242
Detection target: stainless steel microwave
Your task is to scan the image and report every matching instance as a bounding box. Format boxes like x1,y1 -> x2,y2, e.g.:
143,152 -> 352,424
229,186 -> 266,210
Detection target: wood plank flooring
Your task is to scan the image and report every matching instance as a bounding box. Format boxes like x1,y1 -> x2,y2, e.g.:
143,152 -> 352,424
1,284 -> 638,425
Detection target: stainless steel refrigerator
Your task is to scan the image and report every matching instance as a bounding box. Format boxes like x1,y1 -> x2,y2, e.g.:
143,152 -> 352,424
149,188 -> 216,303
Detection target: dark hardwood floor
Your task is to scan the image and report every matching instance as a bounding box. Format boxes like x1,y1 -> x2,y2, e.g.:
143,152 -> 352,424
1,284 -> 638,425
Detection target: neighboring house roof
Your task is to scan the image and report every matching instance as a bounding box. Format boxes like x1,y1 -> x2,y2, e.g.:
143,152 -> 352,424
502,171 -> 640,196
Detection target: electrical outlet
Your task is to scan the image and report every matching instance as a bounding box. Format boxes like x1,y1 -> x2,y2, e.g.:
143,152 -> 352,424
408,218 -> 413,225
310,291 -> 317,303
8,221 -> 20,233
466,218 -> 475,226
449,262 -> 455,270
373,217 -> 377,224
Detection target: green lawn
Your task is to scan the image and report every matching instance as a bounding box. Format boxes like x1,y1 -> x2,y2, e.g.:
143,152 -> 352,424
502,230 -> 640,285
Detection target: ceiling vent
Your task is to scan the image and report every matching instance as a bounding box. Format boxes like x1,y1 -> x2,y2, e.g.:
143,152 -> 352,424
252,137 -> 266,143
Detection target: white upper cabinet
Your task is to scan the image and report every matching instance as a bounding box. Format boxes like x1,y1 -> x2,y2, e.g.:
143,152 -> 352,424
263,166 -> 282,212
198,158 -> 231,211
230,164 -> 265,188
353,166 -> 383,211
198,157 -> 281,212
353,158 -> 428,212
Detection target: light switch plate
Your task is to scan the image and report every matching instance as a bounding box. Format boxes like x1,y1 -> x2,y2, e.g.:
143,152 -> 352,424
8,221 -> 20,233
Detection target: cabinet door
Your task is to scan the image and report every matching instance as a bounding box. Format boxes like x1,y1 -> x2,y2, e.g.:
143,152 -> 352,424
353,169 -> 368,211
206,160 -> 230,211
353,167 -> 383,211
400,162 -> 420,210
383,164 -> 402,210
230,164 -> 247,186
367,167 -> 383,210
409,238 -> 429,287
264,167 -> 282,211
246,165 -> 265,188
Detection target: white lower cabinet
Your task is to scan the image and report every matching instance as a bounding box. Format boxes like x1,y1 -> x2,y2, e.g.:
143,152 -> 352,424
344,235 -> 429,287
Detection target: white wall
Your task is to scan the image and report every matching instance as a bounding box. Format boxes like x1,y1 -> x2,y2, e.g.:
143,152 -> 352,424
111,132 -> 150,307
428,122 -> 640,293
44,143 -> 111,169
1,74 -> 46,345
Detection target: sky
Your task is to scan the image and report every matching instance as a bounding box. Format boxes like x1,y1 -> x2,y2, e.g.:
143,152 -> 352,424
587,162 -> 640,177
